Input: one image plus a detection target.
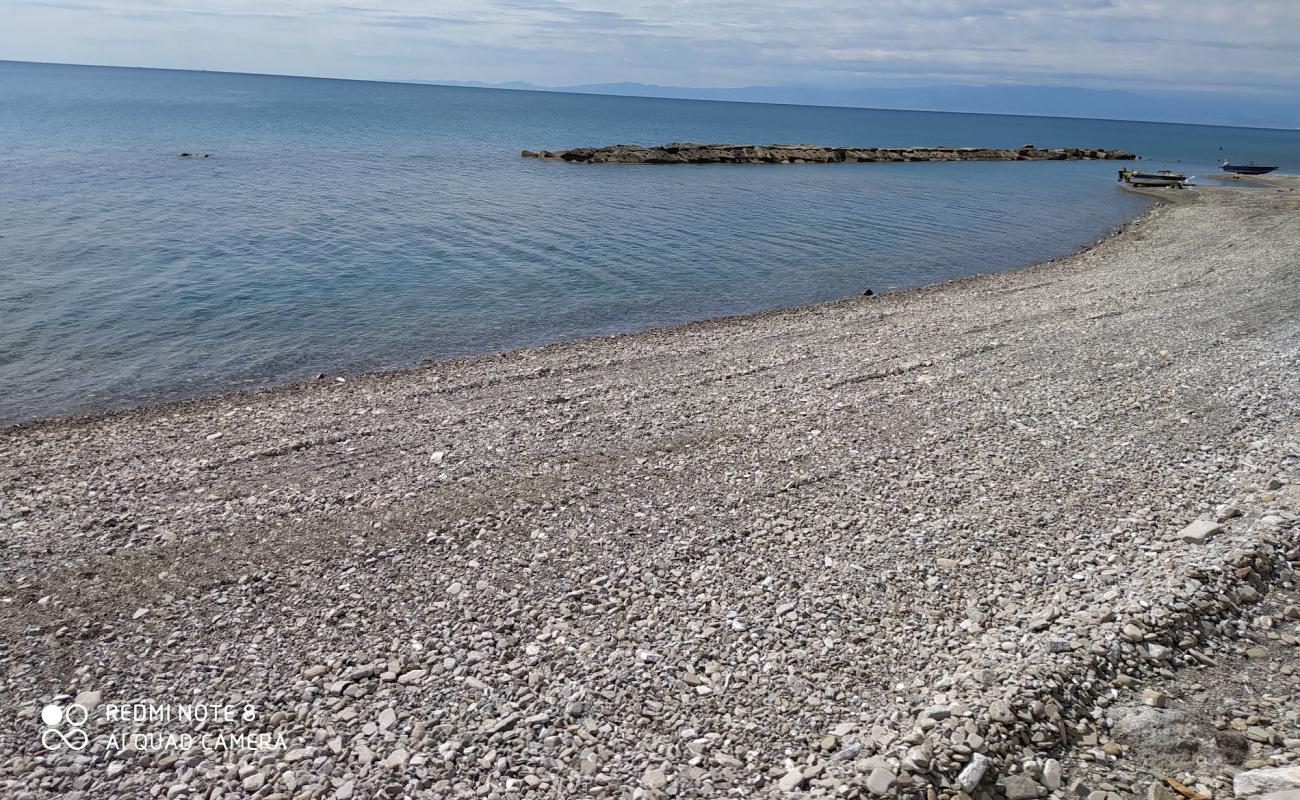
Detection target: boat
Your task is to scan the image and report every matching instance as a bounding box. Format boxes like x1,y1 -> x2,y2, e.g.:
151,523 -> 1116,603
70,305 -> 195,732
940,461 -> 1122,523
1220,161 -> 1278,175
1118,168 -> 1188,188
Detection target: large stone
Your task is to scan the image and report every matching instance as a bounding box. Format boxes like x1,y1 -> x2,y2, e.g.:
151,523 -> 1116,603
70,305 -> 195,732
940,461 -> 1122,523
777,769 -> 805,792
989,699 -> 1016,723
1141,689 -> 1167,708
1235,766 -> 1300,799
397,669 -> 427,684
919,705 -> 951,721
73,691 -> 103,711
1042,759 -> 1063,790
958,753 -> 990,791
1178,519 -> 1222,544
867,766 -> 896,797
1111,707 -> 1201,755
1000,774 -> 1044,800
641,767 -> 668,789
385,749 -> 409,768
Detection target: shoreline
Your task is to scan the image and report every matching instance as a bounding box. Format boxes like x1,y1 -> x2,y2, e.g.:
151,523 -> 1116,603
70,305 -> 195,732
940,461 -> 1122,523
2,180 -> 1298,799
4,191 -> 1164,434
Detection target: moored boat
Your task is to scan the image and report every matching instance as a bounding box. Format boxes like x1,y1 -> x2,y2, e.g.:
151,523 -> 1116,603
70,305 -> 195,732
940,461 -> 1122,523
1220,161 -> 1278,175
1118,168 -> 1188,188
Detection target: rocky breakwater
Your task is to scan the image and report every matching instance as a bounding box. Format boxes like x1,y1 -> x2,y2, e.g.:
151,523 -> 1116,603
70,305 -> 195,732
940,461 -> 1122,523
520,142 -> 1138,164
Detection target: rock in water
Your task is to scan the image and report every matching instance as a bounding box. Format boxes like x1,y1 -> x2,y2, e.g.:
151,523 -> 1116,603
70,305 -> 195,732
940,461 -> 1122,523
521,143 -> 1137,164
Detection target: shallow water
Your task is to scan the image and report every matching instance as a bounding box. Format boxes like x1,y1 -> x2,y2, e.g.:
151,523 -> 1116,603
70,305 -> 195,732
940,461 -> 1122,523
3,60 -> 1298,424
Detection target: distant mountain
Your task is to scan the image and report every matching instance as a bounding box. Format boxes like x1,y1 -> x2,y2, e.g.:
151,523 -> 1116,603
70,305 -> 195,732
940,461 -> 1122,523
420,80 -> 1298,130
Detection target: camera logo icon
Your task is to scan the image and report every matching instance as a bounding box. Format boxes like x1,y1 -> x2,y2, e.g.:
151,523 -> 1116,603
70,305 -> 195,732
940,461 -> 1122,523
41,703 -> 89,752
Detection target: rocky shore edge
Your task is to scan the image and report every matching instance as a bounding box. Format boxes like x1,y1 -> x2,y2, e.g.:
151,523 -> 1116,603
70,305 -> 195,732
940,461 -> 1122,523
859,475 -> 1300,799
520,142 -> 1138,164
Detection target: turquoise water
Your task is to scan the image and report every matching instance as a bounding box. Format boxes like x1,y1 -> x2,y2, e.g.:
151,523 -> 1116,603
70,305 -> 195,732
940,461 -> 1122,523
3,61 -> 1298,424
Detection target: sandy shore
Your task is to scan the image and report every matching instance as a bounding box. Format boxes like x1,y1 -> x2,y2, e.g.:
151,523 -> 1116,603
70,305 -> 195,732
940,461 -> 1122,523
2,180 -> 1299,799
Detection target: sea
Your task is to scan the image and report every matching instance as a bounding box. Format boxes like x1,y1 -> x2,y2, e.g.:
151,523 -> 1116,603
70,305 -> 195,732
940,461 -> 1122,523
3,60 -> 1298,425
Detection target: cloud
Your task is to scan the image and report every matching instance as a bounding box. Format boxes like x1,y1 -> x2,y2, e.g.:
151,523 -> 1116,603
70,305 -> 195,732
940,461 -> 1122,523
1,0 -> 1297,99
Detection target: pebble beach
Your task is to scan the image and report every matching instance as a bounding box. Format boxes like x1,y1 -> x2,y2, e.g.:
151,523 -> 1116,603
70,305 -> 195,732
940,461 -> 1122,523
2,180 -> 1299,799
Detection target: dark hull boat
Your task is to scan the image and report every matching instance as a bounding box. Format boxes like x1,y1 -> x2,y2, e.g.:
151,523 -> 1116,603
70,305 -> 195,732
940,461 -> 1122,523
1220,161 -> 1278,175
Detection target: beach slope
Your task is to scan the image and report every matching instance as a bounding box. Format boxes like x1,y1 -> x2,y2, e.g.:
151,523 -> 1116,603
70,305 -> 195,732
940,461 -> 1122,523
2,183 -> 1299,798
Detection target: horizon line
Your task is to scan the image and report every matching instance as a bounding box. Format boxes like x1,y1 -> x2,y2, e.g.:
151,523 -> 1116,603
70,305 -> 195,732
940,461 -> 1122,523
4,58 -> 1297,133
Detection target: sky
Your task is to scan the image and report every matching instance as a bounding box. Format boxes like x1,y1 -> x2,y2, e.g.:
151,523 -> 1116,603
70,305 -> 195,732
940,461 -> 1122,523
3,0 -> 1299,125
